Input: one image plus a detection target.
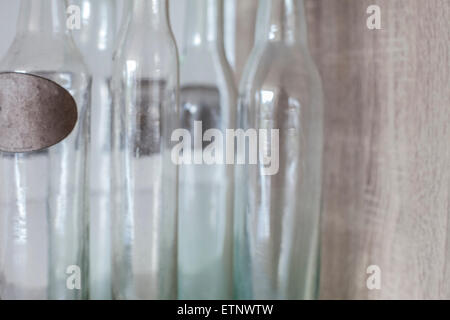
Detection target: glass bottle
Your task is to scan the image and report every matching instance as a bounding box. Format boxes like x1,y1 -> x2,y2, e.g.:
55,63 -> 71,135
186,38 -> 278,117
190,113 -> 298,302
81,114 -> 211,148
111,0 -> 179,300
0,0 -> 91,299
71,0 -> 117,300
234,0 -> 323,300
177,0 -> 236,300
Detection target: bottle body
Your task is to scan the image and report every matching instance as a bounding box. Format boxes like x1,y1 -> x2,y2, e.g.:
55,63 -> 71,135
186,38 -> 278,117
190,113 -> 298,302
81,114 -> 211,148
111,0 -> 179,300
177,0 -> 237,300
71,0 -> 117,300
0,0 -> 91,300
234,0 -> 323,299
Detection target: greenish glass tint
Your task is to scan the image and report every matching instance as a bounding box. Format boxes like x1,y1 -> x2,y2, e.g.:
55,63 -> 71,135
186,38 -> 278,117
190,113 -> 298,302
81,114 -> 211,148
111,0 -> 179,300
178,0 -> 237,300
234,0 -> 323,300
0,0 -> 91,300
71,0 -> 118,300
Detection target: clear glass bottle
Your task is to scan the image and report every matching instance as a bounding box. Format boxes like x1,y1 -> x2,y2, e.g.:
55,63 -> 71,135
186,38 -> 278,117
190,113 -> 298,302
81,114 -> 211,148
111,0 -> 179,300
234,0 -> 323,299
71,0 -> 117,300
0,0 -> 91,299
177,0 -> 236,300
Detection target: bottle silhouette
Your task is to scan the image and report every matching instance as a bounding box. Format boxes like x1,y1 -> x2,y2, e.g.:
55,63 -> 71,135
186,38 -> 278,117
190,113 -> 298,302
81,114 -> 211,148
234,0 -> 323,300
71,0 -> 118,300
178,0 -> 237,300
111,0 -> 179,300
0,0 -> 91,300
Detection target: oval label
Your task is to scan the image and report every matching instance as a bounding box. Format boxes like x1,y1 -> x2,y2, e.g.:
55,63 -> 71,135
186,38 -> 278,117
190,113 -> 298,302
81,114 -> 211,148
0,72 -> 78,153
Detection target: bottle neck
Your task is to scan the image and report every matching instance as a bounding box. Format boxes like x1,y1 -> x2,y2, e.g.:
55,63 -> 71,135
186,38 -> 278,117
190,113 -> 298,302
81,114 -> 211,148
77,0 -> 117,51
255,0 -> 308,46
183,0 -> 224,50
130,0 -> 170,32
16,0 -> 69,37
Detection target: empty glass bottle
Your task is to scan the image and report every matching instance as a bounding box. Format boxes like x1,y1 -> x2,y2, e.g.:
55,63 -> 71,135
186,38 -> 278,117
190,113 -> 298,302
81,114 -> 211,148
178,0 -> 237,300
0,0 -> 91,299
234,0 -> 323,299
111,0 -> 179,300
71,0 -> 117,300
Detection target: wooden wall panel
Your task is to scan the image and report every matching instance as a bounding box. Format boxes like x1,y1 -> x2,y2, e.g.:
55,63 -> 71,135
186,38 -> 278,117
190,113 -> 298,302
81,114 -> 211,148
234,0 -> 450,299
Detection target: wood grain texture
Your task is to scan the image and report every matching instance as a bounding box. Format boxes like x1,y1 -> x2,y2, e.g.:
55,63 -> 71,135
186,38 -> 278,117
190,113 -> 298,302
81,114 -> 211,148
234,0 -> 450,299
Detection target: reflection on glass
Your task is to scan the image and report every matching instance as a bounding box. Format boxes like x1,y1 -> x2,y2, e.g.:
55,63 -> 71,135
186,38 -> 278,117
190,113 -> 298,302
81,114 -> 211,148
111,0 -> 179,300
178,0 -> 237,300
71,0 -> 118,300
0,0 -> 91,300
234,0 -> 323,299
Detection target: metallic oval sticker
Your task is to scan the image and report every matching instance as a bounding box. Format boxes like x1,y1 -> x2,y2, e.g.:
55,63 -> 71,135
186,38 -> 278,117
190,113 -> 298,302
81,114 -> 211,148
0,72 -> 78,153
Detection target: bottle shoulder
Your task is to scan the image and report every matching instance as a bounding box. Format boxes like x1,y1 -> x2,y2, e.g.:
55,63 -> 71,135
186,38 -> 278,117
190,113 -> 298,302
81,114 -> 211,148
113,32 -> 178,70
111,33 -> 178,85
180,48 -> 235,87
240,44 -> 322,102
120,27 -> 178,53
238,44 -> 323,123
0,36 -> 90,76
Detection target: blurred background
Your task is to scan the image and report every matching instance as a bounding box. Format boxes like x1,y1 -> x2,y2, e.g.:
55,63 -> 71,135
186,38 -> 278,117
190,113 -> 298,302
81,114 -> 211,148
0,0 -> 448,300
0,0 -> 237,71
